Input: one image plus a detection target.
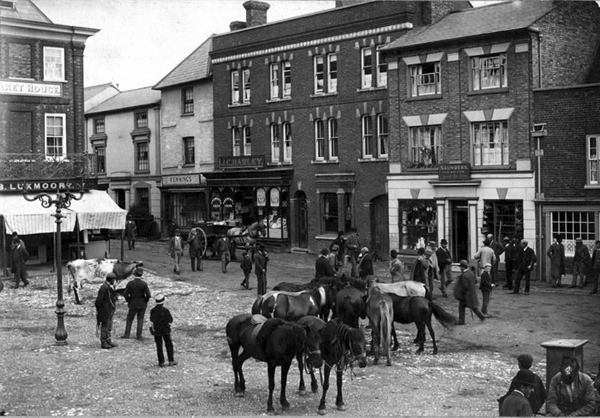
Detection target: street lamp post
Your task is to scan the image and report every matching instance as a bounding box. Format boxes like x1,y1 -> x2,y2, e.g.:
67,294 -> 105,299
23,188 -> 83,345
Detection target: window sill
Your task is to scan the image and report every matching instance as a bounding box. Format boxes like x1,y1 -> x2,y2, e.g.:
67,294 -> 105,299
467,87 -> 508,96
358,157 -> 388,163
311,159 -> 339,165
228,103 -> 251,109
584,185 -> 600,189
406,94 -> 442,102
310,92 -> 338,98
183,163 -> 195,168
43,78 -> 66,83
266,97 -> 292,104
357,86 -> 387,93
316,233 -> 339,241
181,112 -> 194,117
134,170 -> 150,175
267,161 -> 293,167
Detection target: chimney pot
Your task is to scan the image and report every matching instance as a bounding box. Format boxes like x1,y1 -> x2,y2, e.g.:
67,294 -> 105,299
229,21 -> 247,31
243,0 -> 270,27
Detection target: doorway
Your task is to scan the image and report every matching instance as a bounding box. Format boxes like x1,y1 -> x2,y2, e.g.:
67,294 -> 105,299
295,191 -> 308,249
451,200 -> 469,261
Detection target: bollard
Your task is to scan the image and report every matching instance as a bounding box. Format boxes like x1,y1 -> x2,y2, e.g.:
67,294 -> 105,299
540,338 -> 588,413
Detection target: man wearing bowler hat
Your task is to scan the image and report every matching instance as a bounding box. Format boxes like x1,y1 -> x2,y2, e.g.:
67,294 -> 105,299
499,369 -> 537,416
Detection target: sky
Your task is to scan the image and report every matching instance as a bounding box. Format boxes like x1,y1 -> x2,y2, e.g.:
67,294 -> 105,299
34,0 -> 336,91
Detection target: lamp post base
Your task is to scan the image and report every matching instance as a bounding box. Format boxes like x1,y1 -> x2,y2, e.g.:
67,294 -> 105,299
54,305 -> 68,346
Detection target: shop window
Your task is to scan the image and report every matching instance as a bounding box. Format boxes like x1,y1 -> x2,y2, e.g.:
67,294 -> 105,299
551,211 -> 595,257
398,200 -> 437,250
256,187 -> 288,239
222,188 -> 235,222
321,193 -> 338,234
210,189 -> 222,221
174,191 -> 207,227
482,200 -> 523,241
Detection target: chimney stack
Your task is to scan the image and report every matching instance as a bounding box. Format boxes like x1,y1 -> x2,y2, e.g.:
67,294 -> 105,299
243,1 -> 270,27
230,21 -> 247,31
335,0 -> 365,7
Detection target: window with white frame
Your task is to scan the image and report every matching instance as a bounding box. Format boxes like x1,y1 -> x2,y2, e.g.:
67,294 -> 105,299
231,68 -> 251,104
136,142 -> 149,172
183,137 -> 195,165
376,49 -> 387,87
94,117 -> 105,134
321,193 -> 339,233
270,61 -> 291,99
587,135 -> 599,185
472,121 -> 509,166
410,62 -> 441,97
243,126 -> 252,156
377,114 -> 388,158
361,47 -> 387,89
361,48 -> 373,89
232,126 -> 251,156
283,122 -> 292,162
271,123 -> 281,162
315,119 -> 326,160
182,88 -> 194,114
551,211 -> 595,256
95,145 -> 106,174
471,53 -> 507,90
362,115 -> 373,158
328,118 -> 338,160
314,54 -> 337,94
328,54 -> 337,93
409,125 -> 441,168
45,113 -> 66,158
135,111 -> 148,129
43,47 -> 64,81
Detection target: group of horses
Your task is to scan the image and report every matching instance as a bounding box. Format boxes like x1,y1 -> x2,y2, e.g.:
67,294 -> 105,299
225,274 -> 458,414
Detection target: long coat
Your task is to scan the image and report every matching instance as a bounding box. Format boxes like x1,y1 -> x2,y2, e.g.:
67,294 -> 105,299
123,277 -> 151,309
95,281 -> 117,324
357,252 -> 374,277
315,255 -> 335,279
546,243 -> 566,276
11,242 -> 29,274
456,269 -> 479,309
186,233 -> 203,258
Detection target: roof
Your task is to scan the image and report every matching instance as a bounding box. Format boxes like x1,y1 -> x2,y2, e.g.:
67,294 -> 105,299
153,36 -> 213,90
0,0 -> 52,23
86,86 -> 161,115
382,1 -> 556,51
84,83 -> 121,100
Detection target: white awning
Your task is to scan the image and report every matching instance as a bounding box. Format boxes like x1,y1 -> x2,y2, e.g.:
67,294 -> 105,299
1,190 -> 127,235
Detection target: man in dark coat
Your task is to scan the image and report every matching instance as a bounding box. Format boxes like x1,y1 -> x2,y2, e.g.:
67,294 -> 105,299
167,219 -> 178,238
572,237 -> 590,288
186,228 -> 204,272
503,236 -> 519,290
436,238 -> 453,286
11,235 -> 30,288
454,260 -> 485,324
240,250 -> 253,290
124,216 -> 137,250
121,269 -> 151,340
513,240 -> 537,295
498,354 -> 546,415
150,294 -> 177,367
95,272 -> 119,349
216,236 -> 231,274
590,240 -> 600,294
357,247 -> 374,280
546,234 -> 565,288
254,244 -> 269,296
487,234 -> 505,285
499,369 -> 537,416
315,248 -> 336,279
329,231 -> 346,267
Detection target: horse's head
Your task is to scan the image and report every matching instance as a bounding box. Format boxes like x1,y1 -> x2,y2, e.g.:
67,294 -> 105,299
301,325 -> 323,369
348,327 -> 367,368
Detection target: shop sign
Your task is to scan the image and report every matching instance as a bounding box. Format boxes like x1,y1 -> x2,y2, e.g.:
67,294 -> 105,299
0,80 -> 61,97
218,155 -> 265,169
163,174 -> 200,186
0,180 -> 88,193
438,163 -> 471,181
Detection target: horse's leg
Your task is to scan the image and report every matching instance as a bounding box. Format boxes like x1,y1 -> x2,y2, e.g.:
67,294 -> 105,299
233,348 -> 251,395
267,363 -> 276,414
296,353 -> 307,396
309,368 -> 319,394
228,343 -> 242,395
318,362 -> 332,415
426,318 -> 438,355
372,320 -> 380,365
391,322 -> 399,351
415,322 -> 425,354
279,361 -> 292,411
335,364 -> 346,411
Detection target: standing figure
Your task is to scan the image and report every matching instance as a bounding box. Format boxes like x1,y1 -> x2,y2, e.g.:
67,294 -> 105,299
503,236 -> 519,290
546,234 -> 565,288
427,241 -> 445,297
240,250 -> 252,290
315,248 -> 336,279
410,247 -> 430,285
513,240 -> 537,295
186,228 -> 203,272
150,294 -> 178,367
498,354 -> 547,415
168,229 -> 184,275
474,239 -> 496,277
572,237 -> 590,288
11,235 -> 30,289
546,357 -> 596,417
167,219 -> 179,238
254,243 -> 269,296
329,231 -> 346,268
479,263 -> 493,317
95,272 -> 119,349
436,238 -> 453,287
357,247 -> 373,280
499,369 -> 537,417
590,240 -> 600,294
124,216 -> 137,250
121,268 -> 151,340
454,260 -> 485,324
328,244 -> 340,275
389,249 -> 404,283
345,227 -> 360,278
216,236 -> 231,274
487,233 -> 505,285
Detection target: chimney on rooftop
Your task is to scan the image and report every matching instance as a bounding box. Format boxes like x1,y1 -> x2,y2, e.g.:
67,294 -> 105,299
243,0 -> 270,27
335,0 -> 365,7
230,21 -> 247,31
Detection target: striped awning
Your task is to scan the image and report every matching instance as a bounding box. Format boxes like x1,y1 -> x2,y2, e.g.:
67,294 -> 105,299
1,190 -> 126,235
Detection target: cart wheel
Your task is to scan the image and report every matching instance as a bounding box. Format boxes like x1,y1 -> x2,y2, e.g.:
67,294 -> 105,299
198,228 -> 208,258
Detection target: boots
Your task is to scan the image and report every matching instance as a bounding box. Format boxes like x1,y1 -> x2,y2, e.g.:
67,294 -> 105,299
168,361 -> 178,367
101,340 -> 112,349
108,340 -> 118,347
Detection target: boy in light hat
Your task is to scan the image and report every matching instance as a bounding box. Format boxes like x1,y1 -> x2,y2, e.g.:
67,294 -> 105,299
480,262 -> 493,317
150,294 -> 178,367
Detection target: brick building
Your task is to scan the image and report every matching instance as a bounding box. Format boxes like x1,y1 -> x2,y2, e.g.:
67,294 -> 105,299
207,0 -> 467,255
382,1 -> 600,274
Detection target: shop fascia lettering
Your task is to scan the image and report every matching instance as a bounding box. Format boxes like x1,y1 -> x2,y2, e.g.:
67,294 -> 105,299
0,181 -> 81,192
219,156 -> 265,168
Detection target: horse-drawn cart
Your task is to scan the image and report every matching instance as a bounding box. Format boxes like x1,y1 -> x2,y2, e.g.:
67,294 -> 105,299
191,221 -> 232,258
191,220 -> 266,259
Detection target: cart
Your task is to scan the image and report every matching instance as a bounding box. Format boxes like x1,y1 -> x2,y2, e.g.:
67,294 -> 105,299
191,221 -> 234,259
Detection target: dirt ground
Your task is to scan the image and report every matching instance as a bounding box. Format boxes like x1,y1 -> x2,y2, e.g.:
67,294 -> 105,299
0,238 -> 598,416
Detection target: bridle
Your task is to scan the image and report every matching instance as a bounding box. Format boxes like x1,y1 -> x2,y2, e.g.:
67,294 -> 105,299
302,329 -> 322,374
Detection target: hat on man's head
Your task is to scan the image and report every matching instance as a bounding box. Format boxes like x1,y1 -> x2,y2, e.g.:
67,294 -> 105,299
459,260 -> 469,269
425,248 -> 434,256
106,272 -> 117,282
332,244 -> 339,251
12,231 -> 18,237
155,294 -> 165,305
576,237 -> 583,242
513,369 -> 536,387
320,248 -> 329,256
440,238 -> 448,245
484,263 -> 492,268
361,247 -> 369,253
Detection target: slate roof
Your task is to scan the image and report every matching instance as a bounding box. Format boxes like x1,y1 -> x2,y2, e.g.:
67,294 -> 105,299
86,86 -> 161,115
153,36 -> 213,90
382,1 -> 556,51
0,0 -> 52,23
84,83 -> 120,100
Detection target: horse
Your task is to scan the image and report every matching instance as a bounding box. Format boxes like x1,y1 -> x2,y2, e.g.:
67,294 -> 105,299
364,284 -> 394,366
252,287 -> 328,322
227,221 -> 266,257
225,314 -> 323,414
272,279 -> 318,292
388,293 -> 457,354
297,316 -> 367,415
373,280 -> 431,300
334,280 -> 367,328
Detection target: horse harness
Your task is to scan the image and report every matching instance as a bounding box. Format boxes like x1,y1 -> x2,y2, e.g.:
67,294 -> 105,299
326,323 -> 363,379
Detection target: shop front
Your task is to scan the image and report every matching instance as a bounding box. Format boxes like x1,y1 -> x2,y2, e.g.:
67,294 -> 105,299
160,174 -> 207,235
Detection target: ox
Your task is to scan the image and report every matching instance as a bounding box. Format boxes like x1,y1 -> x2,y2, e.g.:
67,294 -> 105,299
66,258 -> 143,304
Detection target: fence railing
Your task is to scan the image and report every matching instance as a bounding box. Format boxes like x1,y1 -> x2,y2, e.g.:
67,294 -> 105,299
0,153 -> 96,180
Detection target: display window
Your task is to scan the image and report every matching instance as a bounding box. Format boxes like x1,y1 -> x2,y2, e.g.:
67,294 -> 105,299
398,200 -> 437,250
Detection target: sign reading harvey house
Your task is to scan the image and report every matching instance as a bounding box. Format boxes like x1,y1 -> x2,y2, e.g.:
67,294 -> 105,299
438,163 -> 471,181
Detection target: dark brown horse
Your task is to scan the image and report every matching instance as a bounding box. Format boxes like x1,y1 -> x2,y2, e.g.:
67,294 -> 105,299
334,279 -> 367,328
388,294 -> 457,354
364,284 -> 394,366
297,316 -> 367,415
225,314 -> 323,414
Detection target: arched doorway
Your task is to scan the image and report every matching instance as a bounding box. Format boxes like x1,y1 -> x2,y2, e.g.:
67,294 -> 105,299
294,191 -> 308,249
370,194 -> 389,260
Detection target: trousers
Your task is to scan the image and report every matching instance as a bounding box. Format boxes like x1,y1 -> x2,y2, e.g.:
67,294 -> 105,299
154,333 -> 174,364
124,307 -> 146,338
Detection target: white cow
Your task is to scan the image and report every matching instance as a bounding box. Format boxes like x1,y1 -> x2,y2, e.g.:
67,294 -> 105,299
66,258 -> 143,304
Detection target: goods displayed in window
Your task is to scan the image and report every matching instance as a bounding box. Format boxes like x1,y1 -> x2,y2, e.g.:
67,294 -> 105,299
398,200 -> 437,250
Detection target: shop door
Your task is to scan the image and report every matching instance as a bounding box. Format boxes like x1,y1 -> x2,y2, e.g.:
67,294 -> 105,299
295,192 -> 308,248
452,200 -> 469,261
116,190 -> 126,209
370,194 -> 389,260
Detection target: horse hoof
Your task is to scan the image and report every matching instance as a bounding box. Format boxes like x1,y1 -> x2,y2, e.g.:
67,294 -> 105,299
391,346 -> 399,352
318,409 -> 327,416
336,405 -> 346,412
433,350 -> 438,355
298,389 -> 307,397
235,392 -> 244,398
415,349 -> 424,355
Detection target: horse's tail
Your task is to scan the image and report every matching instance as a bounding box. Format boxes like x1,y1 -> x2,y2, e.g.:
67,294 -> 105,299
429,301 -> 457,328
251,296 -> 263,315
379,300 -> 392,352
